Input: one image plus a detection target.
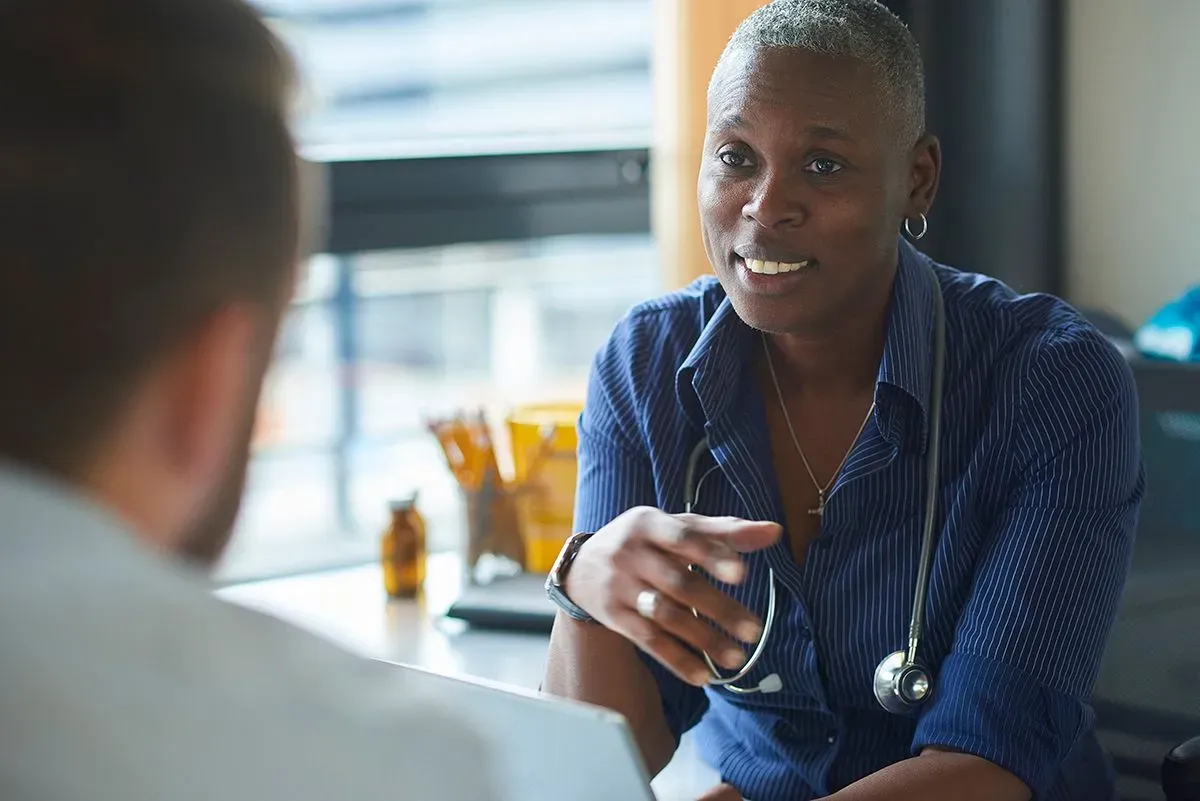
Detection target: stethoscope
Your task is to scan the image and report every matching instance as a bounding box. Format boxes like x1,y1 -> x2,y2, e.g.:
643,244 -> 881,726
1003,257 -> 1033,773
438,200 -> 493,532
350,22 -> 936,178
682,261 -> 946,716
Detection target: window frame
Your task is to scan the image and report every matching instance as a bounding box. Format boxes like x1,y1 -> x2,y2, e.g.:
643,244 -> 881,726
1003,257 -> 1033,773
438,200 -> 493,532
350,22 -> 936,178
321,146 -> 651,254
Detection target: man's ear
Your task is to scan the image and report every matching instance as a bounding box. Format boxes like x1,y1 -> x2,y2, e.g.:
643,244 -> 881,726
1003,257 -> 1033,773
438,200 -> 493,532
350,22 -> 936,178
906,133 -> 942,219
160,304 -> 259,485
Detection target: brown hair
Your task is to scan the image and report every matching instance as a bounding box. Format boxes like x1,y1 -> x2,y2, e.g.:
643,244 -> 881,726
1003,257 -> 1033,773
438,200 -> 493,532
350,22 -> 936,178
0,0 -> 303,476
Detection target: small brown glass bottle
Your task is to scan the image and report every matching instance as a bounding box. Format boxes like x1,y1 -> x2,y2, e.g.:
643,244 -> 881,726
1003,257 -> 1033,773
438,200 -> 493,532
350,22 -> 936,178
381,495 -> 426,599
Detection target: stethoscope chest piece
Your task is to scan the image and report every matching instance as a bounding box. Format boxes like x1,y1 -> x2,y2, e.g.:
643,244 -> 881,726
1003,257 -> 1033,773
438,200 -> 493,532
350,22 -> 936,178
873,650 -> 933,715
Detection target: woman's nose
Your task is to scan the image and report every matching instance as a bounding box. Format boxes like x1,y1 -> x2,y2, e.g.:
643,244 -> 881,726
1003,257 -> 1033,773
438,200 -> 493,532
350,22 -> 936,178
741,175 -> 805,229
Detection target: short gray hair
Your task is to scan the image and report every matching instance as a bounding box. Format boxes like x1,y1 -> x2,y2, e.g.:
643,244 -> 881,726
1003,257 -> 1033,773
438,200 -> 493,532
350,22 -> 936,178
715,0 -> 926,145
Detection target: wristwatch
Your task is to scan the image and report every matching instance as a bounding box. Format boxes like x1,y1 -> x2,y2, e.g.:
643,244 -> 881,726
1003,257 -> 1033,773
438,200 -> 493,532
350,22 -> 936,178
544,531 -> 597,623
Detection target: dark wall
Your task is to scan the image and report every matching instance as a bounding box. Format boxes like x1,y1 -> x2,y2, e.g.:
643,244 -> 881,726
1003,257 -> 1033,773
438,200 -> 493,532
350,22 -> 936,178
884,0 -> 1065,297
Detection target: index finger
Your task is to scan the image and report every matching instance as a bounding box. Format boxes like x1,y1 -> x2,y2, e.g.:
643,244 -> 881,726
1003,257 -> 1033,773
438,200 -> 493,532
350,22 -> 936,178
677,514 -> 783,552
647,514 -> 781,583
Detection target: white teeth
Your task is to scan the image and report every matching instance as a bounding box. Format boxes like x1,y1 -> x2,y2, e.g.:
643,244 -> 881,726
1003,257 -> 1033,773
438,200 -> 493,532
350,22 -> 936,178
744,258 -> 810,274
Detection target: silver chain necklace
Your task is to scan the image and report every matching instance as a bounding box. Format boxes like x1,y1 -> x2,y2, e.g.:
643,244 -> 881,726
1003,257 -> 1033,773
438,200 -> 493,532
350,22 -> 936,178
760,332 -> 876,517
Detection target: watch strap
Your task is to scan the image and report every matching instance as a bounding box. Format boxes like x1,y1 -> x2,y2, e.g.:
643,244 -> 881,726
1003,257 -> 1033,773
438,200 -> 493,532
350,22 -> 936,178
544,531 -> 597,623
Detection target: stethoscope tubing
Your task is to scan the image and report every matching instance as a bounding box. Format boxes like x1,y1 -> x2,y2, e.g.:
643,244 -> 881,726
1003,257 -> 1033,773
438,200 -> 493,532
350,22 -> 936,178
680,261 -> 946,701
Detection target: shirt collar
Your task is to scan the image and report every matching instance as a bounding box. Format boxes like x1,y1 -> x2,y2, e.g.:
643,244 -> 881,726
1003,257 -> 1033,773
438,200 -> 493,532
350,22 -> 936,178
675,237 -> 936,452
0,459 -> 178,569
877,237 -> 936,450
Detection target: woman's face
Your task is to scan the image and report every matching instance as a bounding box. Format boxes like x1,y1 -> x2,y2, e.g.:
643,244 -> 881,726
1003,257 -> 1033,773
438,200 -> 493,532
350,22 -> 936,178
698,47 -> 939,335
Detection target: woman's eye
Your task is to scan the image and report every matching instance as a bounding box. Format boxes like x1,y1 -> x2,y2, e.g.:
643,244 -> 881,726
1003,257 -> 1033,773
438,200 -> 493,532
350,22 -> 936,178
807,157 -> 843,175
719,150 -> 749,168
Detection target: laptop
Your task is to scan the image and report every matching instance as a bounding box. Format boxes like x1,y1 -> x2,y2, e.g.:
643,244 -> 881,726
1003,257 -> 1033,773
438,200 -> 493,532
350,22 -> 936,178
387,662 -> 656,801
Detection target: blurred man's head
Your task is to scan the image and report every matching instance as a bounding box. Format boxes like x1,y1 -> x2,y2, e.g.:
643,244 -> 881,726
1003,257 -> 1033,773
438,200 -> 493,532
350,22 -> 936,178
0,0 -> 313,565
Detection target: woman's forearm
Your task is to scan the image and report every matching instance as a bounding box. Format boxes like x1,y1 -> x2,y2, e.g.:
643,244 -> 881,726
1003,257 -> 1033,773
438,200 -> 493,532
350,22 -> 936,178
823,750 -> 1030,801
543,612 -> 678,776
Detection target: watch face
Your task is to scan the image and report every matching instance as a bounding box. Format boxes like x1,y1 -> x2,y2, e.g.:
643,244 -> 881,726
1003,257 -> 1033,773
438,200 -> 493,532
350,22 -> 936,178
545,555 -> 565,589
544,533 -> 595,623
548,533 -> 581,585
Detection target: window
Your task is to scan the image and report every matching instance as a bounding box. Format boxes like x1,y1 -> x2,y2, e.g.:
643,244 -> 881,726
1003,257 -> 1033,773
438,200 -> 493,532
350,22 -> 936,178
224,232 -> 657,581
218,1 -> 655,582
256,0 -> 652,154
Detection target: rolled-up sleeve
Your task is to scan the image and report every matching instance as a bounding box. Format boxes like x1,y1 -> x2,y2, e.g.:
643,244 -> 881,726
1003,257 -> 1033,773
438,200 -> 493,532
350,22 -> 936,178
572,316 -> 710,744
912,328 -> 1144,796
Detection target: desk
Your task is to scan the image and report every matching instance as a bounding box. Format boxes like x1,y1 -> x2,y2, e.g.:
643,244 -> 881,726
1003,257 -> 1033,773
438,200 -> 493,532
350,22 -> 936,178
217,553 -> 720,800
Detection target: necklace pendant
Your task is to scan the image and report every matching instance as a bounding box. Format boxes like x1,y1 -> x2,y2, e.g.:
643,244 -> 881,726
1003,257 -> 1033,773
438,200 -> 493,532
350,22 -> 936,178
809,492 -> 825,517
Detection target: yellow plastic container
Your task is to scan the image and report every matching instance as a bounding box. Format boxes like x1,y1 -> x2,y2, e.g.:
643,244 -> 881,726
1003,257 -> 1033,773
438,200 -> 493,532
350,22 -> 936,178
507,402 -> 583,574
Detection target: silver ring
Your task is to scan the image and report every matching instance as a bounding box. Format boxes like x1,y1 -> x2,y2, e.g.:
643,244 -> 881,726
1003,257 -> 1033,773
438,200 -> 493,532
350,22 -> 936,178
635,589 -> 659,619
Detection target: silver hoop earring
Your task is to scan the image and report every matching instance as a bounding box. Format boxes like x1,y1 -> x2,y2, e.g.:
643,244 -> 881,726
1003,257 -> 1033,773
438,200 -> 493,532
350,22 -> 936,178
904,213 -> 928,241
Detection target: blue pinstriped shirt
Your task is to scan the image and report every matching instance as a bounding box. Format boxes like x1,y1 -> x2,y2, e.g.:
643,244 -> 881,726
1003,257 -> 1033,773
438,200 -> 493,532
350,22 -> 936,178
573,239 -> 1144,800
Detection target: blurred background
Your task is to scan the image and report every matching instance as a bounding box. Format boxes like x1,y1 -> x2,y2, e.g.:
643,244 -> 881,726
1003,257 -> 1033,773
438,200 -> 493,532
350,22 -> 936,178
223,0 -> 1198,583
213,2 -> 1198,797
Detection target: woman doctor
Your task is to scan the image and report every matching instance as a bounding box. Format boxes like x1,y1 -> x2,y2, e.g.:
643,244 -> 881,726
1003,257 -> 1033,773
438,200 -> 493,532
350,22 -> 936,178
542,1 -> 1143,800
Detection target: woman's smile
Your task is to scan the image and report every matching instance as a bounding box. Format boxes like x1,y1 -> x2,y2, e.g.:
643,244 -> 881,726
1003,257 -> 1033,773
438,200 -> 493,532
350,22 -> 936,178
732,253 -> 821,297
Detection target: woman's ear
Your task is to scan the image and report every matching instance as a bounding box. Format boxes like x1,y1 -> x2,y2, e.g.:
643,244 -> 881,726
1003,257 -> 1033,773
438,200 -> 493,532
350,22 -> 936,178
906,133 -> 942,218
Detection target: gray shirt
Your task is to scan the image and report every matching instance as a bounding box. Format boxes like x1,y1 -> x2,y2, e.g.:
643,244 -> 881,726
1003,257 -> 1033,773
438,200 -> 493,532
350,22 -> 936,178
0,464 -> 498,801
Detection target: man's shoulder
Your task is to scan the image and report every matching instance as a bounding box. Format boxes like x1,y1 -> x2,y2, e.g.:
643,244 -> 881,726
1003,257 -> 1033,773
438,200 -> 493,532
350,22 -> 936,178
0,470 -> 499,800
0,559 -> 500,801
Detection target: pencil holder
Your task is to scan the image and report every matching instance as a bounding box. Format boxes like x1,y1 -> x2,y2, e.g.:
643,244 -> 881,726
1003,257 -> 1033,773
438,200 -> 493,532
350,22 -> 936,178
461,470 -> 526,584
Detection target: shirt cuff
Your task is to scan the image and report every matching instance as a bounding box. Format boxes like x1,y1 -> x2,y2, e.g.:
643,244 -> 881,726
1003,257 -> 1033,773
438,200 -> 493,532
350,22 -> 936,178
911,651 -> 1093,797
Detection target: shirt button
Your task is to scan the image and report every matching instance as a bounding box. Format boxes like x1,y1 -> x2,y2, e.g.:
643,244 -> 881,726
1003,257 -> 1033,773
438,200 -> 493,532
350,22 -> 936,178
826,732 -> 837,744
